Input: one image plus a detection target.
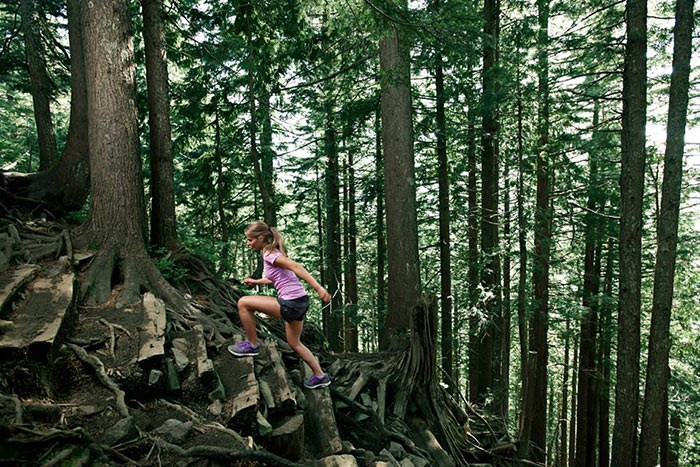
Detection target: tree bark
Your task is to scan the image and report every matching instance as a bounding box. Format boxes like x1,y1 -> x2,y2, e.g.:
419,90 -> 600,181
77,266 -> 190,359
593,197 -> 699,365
639,0 -> 693,462
214,109 -> 230,276
78,0 -> 183,310
20,0 -> 56,170
375,109 -> 386,353
343,147 -> 359,352
521,0 -> 550,460
433,0 -> 453,388
467,80 -> 479,403
245,8 -> 274,227
141,0 -> 179,251
598,238 -> 614,467
559,317 -> 570,467
2,0 -> 90,215
611,0 -> 647,462
575,101 -> 603,467
476,0 -> 501,406
379,19 -> 420,351
516,79 -> 528,409
325,99 -> 343,352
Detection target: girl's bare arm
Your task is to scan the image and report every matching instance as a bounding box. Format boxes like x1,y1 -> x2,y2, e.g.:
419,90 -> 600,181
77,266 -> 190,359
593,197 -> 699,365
274,256 -> 331,302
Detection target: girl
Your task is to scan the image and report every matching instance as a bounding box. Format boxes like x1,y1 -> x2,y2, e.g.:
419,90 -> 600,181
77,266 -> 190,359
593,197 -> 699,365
229,220 -> 332,389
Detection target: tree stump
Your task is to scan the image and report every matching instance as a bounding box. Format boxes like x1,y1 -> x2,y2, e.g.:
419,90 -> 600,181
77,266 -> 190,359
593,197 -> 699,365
138,293 -> 166,364
214,337 -> 259,431
264,413 -> 305,460
255,340 -> 296,415
303,364 -> 342,457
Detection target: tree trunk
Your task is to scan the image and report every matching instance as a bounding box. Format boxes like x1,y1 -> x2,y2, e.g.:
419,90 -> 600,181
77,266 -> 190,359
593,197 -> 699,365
559,317 -> 570,467
433,0 -> 453,387
142,0 -> 178,251
598,236 -> 615,467
516,81 -> 528,409
569,333 -> 579,467
2,0 -> 89,215
611,0 -> 647,462
214,109 -> 230,276
501,151 -> 511,421
639,0 -> 693,462
521,0 -> 550,459
245,9 -> 274,227
78,0 -> 183,310
325,100 -> 343,352
20,0 -> 56,170
375,109 -> 386,353
315,162 -> 327,333
344,148 -> 359,352
379,19 -> 420,351
477,0 -> 501,406
260,78 -> 277,227
467,83 -> 479,403
575,101 -> 603,467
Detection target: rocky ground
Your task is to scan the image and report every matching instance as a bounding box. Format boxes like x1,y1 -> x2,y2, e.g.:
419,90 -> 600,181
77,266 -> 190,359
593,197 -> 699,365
0,218 -> 514,466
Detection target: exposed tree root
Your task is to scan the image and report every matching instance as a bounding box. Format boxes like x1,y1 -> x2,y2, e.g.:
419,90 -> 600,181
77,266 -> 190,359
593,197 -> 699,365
155,438 -> 300,466
66,343 -> 129,417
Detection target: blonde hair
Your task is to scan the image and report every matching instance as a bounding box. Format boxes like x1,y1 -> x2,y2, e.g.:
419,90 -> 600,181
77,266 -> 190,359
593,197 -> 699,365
245,220 -> 286,256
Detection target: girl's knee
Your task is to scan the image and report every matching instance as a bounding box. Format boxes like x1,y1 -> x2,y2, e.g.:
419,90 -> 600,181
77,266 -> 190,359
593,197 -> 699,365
287,338 -> 302,352
238,296 -> 251,311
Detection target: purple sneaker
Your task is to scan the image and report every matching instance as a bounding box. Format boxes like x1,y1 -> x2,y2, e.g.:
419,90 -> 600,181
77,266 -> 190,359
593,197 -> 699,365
304,373 -> 331,389
228,340 -> 261,357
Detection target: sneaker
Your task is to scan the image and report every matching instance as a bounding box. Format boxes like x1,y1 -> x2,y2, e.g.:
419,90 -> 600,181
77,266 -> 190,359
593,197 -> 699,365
304,373 -> 331,389
228,340 -> 261,357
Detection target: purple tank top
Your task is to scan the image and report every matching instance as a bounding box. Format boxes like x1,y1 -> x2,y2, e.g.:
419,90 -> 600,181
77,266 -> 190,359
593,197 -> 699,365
263,250 -> 307,300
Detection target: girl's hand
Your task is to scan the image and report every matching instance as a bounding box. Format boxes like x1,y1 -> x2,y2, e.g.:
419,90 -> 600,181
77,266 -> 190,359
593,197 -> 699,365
243,278 -> 257,287
318,287 -> 331,303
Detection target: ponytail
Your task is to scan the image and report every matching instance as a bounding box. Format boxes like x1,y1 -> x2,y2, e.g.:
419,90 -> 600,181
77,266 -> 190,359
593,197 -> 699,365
245,221 -> 287,256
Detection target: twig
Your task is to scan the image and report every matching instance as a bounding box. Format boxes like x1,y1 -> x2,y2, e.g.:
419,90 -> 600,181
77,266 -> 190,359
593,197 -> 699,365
65,343 -> 129,417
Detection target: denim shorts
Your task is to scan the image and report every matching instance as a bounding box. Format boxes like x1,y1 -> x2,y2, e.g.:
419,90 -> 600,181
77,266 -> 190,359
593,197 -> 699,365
278,295 -> 310,323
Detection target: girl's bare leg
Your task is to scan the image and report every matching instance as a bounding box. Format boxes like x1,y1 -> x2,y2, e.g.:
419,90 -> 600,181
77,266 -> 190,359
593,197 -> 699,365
285,320 -> 324,376
237,295 -> 281,345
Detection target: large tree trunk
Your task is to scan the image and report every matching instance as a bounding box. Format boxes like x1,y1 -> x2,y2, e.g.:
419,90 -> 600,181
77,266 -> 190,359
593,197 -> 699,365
559,317 -> 571,467
611,0 -> 647,462
375,109 -> 386,353
433,0 -> 454,387
521,0 -> 550,460
575,101 -> 603,467
516,80 -> 528,409
2,0 -> 90,215
639,0 -> 693,462
245,8 -> 274,227
20,0 -> 56,170
379,19 -> 420,351
476,0 -> 501,406
467,82 -> 479,402
77,0 -> 183,310
325,100 -> 343,352
500,146 -> 511,421
598,236 -> 615,467
141,0 -> 178,251
344,148 -> 359,352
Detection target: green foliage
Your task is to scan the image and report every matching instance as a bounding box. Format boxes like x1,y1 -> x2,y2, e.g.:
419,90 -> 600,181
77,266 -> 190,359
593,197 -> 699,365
150,247 -> 188,283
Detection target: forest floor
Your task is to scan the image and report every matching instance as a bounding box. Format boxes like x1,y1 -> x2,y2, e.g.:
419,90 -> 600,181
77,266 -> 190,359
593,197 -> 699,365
0,217 -> 515,466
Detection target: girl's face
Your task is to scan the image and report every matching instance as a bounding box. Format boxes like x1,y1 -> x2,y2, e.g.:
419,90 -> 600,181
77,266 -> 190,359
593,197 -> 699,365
245,231 -> 265,250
